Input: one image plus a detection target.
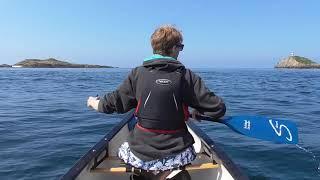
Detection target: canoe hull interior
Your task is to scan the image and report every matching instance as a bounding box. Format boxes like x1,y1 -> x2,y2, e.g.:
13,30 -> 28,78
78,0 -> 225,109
62,112 -> 248,180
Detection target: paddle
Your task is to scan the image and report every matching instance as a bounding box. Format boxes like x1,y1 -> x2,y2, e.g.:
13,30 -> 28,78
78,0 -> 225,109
192,114 -> 299,144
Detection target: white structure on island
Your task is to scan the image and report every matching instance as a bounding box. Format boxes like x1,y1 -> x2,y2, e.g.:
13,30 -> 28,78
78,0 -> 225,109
290,52 -> 294,57
12,65 -> 22,68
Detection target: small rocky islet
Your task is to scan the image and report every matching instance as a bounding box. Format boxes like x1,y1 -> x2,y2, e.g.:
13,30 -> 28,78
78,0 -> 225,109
275,55 -> 320,69
0,58 -> 113,68
0,64 -> 12,67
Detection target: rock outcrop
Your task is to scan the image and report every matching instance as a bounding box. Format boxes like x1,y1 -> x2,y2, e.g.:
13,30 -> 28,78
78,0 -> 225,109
0,64 -> 12,67
14,58 -> 113,68
275,56 -> 320,69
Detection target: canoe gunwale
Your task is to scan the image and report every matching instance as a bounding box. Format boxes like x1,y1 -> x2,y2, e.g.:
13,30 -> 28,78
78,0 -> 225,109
61,112 -> 134,180
186,121 -> 249,180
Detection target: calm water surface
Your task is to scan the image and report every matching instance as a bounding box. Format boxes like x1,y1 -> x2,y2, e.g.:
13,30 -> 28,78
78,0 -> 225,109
0,68 -> 319,180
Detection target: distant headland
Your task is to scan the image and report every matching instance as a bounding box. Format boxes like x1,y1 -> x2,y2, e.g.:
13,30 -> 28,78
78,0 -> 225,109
0,64 -> 12,67
0,58 -> 114,68
275,54 -> 320,69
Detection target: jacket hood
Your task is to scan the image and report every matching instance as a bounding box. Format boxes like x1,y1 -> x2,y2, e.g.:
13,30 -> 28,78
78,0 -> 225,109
142,59 -> 185,72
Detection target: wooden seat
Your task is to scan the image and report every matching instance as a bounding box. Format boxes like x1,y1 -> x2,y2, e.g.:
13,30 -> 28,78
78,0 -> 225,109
91,158 -> 218,174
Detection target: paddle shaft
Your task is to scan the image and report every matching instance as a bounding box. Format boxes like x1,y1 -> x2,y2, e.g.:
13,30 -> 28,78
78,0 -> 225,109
191,114 -> 228,122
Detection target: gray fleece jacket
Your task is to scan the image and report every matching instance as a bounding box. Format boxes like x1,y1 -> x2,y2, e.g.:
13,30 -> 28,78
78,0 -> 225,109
98,59 -> 226,161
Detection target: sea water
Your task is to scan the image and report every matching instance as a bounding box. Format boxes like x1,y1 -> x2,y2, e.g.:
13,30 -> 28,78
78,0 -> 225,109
0,68 -> 319,180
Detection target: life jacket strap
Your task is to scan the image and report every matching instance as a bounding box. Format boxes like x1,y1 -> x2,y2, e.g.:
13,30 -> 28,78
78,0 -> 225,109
134,97 -> 142,116
183,104 -> 189,121
136,123 -> 184,134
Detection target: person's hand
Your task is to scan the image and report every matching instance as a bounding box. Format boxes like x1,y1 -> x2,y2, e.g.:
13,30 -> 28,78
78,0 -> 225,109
191,109 -> 202,122
87,96 -> 100,111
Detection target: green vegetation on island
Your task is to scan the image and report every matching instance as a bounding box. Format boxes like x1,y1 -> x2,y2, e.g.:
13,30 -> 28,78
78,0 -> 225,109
12,58 -> 113,68
292,56 -> 316,64
275,55 -> 320,69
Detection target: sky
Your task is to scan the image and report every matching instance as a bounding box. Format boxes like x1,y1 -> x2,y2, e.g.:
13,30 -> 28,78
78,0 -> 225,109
0,0 -> 319,68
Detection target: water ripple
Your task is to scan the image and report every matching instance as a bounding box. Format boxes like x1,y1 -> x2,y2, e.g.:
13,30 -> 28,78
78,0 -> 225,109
0,68 -> 319,179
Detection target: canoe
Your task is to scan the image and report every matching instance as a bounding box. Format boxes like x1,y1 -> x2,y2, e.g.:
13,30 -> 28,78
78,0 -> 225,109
62,111 -> 248,180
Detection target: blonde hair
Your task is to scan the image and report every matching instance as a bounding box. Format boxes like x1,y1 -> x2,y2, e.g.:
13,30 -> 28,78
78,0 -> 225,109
151,25 -> 183,56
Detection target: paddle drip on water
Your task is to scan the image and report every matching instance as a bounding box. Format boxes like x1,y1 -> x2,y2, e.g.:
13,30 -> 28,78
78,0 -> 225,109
296,144 -> 320,176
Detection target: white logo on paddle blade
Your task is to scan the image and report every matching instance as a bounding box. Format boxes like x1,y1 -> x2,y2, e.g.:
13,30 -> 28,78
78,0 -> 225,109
269,119 -> 292,142
155,79 -> 172,85
244,120 -> 251,130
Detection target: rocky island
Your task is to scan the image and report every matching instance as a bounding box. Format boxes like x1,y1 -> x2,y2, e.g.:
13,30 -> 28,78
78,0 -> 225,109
11,58 -> 113,68
0,64 -> 12,68
275,55 -> 320,69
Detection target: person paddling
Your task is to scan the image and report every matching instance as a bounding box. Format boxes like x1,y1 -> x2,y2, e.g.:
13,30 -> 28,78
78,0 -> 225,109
87,25 -> 226,179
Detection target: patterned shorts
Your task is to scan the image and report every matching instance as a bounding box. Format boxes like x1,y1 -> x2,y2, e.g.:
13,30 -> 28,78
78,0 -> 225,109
118,142 -> 196,172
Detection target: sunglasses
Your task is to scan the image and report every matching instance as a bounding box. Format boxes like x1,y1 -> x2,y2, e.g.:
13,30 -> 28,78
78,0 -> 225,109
176,43 -> 184,51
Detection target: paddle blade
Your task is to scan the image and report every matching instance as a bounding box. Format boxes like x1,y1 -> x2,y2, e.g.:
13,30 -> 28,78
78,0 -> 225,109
221,116 -> 299,144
